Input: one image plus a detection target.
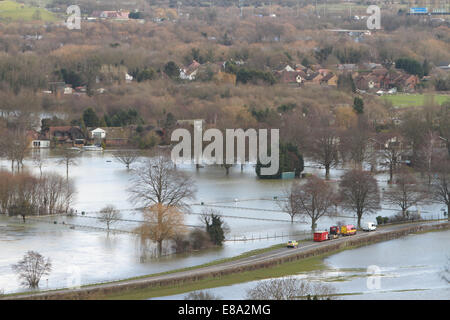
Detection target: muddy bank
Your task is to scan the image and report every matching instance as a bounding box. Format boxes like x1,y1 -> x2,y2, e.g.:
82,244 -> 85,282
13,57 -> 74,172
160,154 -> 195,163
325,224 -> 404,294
4,221 -> 449,300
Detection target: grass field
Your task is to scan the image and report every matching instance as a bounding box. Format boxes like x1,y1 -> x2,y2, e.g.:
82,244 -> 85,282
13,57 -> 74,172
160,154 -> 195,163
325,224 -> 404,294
0,0 -> 58,22
103,252 -> 328,300
382,94 -> 450,107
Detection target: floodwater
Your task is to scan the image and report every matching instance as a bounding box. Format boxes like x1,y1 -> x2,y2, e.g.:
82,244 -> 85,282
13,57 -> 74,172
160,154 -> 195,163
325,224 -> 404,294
153,230 -> 450,300
0,150 -> 448,294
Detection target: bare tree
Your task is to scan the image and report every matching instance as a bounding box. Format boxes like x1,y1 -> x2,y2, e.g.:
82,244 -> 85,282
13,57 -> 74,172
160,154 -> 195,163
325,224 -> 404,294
12,251 -> 52,288
375,133 -> 407,184
383,169 -> 428,218
246,277 -> 337,300
277,185 -> 301,223
308,118 -> 340,179
340,119 -> 373,168
128,155 -> 196,210
57,148 -> 79,180
184,291 -> 222,300
294,176 -> 339,232
432,158 -> 450,221
416,130 -> 438,185
339,170 -> 381,229
99,205 -> 121,230
128,154 -> 196,256
113,150 -> 140,169
1,130 -> 30,172
32,152 -> 46,178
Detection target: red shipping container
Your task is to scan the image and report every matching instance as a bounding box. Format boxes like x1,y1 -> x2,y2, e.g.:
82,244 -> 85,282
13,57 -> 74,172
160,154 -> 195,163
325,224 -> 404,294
314,231 -> 329,242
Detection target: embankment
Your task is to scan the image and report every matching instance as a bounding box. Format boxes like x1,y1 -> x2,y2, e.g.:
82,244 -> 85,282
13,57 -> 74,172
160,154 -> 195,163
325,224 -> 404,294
5,221 -> 449,300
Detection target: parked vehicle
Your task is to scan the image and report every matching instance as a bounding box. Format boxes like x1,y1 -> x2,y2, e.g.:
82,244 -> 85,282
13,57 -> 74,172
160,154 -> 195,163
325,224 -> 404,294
340,224 -> 357,236
313,231 -> 329,242
329,226 -> 340,239
287,240 -> 298,248
362,222 -> 377,232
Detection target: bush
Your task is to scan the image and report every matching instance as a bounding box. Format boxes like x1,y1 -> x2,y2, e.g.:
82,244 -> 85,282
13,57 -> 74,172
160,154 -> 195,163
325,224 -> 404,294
171,229 -> 213,254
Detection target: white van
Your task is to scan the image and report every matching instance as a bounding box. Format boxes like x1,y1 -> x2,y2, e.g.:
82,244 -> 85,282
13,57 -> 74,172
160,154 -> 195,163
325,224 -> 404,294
362,222 -> 377,231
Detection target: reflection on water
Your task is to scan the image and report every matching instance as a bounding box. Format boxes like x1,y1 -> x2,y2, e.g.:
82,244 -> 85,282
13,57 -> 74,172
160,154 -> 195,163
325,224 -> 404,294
0,152 -> 448,294
153,230 -> 450,300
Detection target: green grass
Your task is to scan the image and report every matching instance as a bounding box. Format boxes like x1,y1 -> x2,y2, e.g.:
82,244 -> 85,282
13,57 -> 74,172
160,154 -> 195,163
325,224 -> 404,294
382,94 -> 450,107
103,252 -> 328,300
0,0 -> 58,22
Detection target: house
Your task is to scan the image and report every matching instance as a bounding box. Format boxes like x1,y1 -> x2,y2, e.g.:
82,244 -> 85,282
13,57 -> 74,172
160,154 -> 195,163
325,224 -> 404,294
87,127 -> 134,146
90,128 -> 106,140
304,72 -> 323,85
91,10 -> 130,20
180,60 -> 201,80
320,73 -> 338,86
64,85 -> 73,95
31,140 -> 50,148
275,65 -> 307,86
48,81 -> 66,97
125,73 -> 133,83
46,126 -> 85,144
354,67 -> 419,93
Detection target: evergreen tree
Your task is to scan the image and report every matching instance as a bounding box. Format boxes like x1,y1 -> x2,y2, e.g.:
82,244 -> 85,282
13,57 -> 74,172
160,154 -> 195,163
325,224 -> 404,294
202,213 -> 226,246
82,108 -> 100,127
353,97 -> 364,114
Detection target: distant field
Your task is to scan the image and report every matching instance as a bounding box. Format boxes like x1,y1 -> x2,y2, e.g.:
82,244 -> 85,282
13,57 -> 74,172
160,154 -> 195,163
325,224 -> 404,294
0,0 -> 58,22
382,94 -> 450,107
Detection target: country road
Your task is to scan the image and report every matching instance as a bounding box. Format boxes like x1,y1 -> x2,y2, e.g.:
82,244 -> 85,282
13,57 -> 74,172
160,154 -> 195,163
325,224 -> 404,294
3,220 -> 448,300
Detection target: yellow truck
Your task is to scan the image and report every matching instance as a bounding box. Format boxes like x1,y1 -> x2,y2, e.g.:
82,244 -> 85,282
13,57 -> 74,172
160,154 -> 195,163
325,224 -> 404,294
340,224 -> 357,236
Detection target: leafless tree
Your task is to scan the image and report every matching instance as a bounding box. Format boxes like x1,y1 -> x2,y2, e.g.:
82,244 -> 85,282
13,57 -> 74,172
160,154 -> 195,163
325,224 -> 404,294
128,154 -> 196,210
113,150 -> 141,169
307,118 -> 340,179
383,169 -> 428,218
416,130 -> 439,185
12,251 -> 52,288
32,152 -> 46,178
99,205 -> 121,231
2,130 -> 30,172
277,185 -> 301,223
340,120 -> 373,168
246,277 -> 337,300
375,133 -> 407,184
432,158 -> 450,221
294,176 -> 339,232
57,148 -> 79,180
184,290 -> 222,300
128,154 -> 196,256
339,170 -> 381,229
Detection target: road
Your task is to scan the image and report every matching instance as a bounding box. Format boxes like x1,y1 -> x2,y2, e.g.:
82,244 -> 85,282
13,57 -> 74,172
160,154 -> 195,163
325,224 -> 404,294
3,220 -> 448,300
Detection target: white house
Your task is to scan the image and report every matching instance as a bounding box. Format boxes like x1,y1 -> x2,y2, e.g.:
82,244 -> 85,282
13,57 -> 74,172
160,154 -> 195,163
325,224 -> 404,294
125,73 -> 133,83
90,128 -> 106,139
31,140 -> 50,148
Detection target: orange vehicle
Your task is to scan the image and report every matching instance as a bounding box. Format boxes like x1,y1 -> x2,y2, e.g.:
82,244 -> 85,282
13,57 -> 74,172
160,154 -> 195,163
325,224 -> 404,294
340,224 -> 357,236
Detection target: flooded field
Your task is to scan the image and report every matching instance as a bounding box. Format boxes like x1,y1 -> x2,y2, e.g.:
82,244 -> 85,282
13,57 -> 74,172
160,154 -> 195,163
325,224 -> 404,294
154,230 -> 450,300
0,151 -> 447,294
